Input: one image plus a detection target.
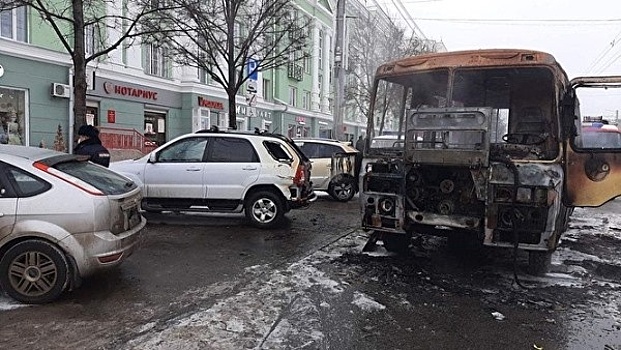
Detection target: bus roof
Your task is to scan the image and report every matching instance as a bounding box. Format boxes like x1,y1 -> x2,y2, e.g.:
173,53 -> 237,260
375,49 -> 568,80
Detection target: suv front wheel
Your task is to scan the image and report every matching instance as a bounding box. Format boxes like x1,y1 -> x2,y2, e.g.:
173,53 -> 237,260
245,190 -> 285,229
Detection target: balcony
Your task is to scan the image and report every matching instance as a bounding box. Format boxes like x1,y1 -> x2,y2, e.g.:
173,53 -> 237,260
287,62 -> 303,81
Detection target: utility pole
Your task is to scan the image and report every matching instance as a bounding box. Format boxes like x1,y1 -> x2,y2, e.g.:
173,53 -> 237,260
333,0 -> 346,141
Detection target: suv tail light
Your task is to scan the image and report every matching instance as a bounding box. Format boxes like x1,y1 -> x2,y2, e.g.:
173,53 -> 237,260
34,161 -> 104,195
293,164 -> 306,186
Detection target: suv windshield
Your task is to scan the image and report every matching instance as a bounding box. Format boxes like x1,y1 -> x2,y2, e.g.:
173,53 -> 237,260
54,161 -> 137,195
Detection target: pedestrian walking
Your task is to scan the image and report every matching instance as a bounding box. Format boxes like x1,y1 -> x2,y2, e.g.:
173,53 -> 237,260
355,135 -> 365,152
74,125 -> 111,167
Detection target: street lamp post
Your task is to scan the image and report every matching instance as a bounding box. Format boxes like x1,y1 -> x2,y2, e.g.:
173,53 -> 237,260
332,0 -> 346,141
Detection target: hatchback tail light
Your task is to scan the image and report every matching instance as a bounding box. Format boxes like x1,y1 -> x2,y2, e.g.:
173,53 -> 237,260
34,161 -> 104,195
293,164 -> 306,186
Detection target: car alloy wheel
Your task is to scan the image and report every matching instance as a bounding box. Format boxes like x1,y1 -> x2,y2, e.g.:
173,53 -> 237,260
245,190 -> 285,229
0,240 -> 69,304
329,177 -> 356,202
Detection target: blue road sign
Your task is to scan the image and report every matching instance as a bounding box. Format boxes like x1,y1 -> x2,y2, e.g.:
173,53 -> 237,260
247,59 -> 258,81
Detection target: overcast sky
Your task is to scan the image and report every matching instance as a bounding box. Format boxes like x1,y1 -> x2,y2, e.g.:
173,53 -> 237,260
384,0 -> 621,79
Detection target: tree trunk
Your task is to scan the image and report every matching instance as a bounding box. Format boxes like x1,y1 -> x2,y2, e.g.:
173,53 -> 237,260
227,89 -> 237,130
72,0 -> 87,142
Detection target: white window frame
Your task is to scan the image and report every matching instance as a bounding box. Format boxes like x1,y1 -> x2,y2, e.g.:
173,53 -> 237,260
261,119 -> 272,131
302,90 -> 310,110
84,23 -> 97,57
262,78 -> 271,101
0,7 -> 27,42
145,43 -> 170,78
318,30 -> 323,70
236,117 -> 247,131
289,86 -> 297,107
198,108 -> 211,131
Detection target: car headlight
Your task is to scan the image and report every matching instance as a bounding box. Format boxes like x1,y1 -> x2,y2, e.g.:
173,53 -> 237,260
516,187 -> 532,203
379,197 -> 394,214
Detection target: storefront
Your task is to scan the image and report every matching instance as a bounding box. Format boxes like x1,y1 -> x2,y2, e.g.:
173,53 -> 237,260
0,53 -> 71,149
88,78 -> 183,146
193,95 -> 227,131
0,86 -> 27,145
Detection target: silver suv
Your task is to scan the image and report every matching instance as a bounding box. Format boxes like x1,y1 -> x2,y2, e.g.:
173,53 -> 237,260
110,129 -> 316,228
0,145 -> 145,303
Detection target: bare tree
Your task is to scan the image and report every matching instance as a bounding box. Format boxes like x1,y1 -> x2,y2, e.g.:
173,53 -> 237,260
345,12 -> 436,134
0,0 -> 173,140
142,0 -> 311,129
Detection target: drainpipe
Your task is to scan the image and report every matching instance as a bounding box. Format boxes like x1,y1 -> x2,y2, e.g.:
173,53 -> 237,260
274,97 -> 288,134
68,68 -> 75,153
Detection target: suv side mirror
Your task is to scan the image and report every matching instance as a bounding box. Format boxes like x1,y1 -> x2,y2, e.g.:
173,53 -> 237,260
148,152 -> 158,163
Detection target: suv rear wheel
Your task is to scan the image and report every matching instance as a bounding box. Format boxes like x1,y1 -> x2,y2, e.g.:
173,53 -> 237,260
0,240 -> 69,304
245,190 -> 285,229
328,177 -> 356,202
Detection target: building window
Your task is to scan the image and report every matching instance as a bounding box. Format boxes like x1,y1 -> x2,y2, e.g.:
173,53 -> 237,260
0,7 -> 27,42
236,117 -> 246,131
144,43 -> 170,78
144,111 -> 166,146
0,86 -> 27,145
200,108 -> 211,130
304,54 -> 311,74
289,86 -> 297,107
84,24 -> 99,57
318,30 -> 323,71
262,79 -> 272,101
261,120 -> 272,131
302,91 -> 310,110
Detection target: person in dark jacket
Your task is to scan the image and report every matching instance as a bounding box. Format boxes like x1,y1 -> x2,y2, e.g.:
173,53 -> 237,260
74,125 -> 110,167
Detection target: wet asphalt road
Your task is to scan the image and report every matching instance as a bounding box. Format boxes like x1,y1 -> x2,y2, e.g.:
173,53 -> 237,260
1,194 -> 620,349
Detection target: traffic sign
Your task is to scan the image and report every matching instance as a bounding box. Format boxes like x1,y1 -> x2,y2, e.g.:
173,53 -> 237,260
247,59 -> 258,81
246,93 -> 257,107
247,80 -> 257,94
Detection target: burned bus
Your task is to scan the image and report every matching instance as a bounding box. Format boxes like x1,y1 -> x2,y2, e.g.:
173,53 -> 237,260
360,49 -> 621,274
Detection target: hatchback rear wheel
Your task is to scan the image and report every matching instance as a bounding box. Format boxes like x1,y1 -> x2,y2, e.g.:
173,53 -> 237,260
245,190 -> 285,229
328,177 -> 356,202
0,240 -> 69,304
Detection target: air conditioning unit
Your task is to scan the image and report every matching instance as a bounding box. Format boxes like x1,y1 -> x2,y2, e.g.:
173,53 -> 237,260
51,83 -> 71,98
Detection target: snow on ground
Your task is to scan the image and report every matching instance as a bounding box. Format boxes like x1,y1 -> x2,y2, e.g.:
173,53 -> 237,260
0,299 -> 28,311
351,291 -> 386,312
123,233 -> 371,350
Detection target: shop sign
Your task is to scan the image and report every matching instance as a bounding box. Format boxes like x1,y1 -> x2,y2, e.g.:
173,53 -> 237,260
198,96 -> 224,110
103,81 -> 158,101
107,110 -> 116,123
236,105 -> 247,115
258,110 -> 272,119
295,116 -> 305,123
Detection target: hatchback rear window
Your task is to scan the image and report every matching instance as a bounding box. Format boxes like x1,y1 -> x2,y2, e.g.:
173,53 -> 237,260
263,141 -> 294,162
54,161 -> 138,195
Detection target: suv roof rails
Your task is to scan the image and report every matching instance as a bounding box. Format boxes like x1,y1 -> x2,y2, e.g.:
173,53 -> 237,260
195,125 -> 224,133
194,126 -> 291,140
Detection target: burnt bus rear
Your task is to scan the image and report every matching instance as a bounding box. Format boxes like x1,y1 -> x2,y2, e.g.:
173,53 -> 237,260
361,50 -> 574,274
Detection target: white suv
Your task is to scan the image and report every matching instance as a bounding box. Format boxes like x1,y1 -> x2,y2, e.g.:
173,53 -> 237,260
110,129 -> 315,228
294,138 -> 359,202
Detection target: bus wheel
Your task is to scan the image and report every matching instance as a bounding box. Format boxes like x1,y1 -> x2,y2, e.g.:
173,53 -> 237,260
527,251 -> 552,276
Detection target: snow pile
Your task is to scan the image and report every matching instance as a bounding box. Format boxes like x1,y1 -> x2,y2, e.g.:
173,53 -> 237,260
351,291 -> 386,312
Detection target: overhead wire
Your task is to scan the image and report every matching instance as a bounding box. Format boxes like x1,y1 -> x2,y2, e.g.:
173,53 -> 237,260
587,29 -> 621,74
410,18 -> 621,24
